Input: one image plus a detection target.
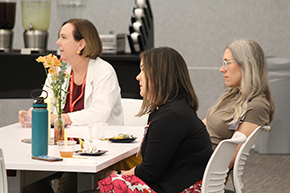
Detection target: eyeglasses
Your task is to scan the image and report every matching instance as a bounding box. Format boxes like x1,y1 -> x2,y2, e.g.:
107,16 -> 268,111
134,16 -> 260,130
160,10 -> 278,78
221,60 -> 235,70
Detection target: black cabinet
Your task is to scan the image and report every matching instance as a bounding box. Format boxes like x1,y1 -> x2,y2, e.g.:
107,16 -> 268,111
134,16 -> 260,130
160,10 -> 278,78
0,51 -> 141,99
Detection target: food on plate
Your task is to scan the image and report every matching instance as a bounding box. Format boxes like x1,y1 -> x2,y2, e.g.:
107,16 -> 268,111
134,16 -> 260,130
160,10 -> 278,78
78,140 -> 98,153
79,138 -> 84,149
112,132 -> 135,139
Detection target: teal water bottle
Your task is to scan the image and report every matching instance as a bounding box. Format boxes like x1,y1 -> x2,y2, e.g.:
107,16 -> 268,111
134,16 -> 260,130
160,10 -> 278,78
31,90 -> 48,156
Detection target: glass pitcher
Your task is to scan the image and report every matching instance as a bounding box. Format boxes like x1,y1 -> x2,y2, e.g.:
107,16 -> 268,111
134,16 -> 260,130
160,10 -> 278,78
0,0 -> 17,30
21,0 -> 51,31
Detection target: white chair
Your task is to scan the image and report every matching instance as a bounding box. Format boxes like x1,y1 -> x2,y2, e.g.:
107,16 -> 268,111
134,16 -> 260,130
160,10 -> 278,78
0,148 -> 8,193
233,126 -> 271,193
201,132 -> 247,193
121,98 -> 148,126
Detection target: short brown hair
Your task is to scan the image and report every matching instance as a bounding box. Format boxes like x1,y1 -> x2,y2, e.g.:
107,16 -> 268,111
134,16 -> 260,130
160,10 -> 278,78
62,19 -> 102,59
138,47 -> 199,115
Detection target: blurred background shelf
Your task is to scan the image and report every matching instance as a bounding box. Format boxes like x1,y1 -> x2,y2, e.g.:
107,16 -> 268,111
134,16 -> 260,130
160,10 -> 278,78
0,51 -> 141,99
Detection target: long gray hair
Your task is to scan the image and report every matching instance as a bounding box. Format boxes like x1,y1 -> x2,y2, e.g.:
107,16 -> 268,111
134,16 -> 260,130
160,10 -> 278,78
210,39 -> 275,124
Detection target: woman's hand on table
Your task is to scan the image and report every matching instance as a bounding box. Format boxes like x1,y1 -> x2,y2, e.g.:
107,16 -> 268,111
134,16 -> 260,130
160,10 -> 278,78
62,113 -> 72,125
18,110 -> 32,128
51,113 -> 72,125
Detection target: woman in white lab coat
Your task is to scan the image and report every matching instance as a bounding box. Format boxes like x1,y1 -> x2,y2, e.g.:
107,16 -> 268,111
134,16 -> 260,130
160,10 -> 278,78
19,19 -> 123,193
19,18 -> 123,127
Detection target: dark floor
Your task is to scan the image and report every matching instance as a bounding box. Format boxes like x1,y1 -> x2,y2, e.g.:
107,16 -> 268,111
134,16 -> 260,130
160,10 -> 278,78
225,149 -> 290,193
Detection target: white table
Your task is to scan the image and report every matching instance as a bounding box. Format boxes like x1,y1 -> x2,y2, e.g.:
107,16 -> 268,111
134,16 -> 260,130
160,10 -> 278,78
0,123 -> 144,193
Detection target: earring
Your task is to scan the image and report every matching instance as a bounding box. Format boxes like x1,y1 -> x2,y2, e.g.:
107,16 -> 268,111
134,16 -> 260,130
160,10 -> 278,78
77,50 -> 81,55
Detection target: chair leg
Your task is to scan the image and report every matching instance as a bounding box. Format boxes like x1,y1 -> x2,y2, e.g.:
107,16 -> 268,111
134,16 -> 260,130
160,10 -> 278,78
231,170 -> 237,192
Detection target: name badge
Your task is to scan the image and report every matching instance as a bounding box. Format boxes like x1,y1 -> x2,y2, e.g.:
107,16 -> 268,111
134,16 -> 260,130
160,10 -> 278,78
229,110 -> 247,131
229,121 -> 239,131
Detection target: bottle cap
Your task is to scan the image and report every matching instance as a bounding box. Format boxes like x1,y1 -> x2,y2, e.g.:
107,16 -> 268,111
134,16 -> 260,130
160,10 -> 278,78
31,89 -> 48,108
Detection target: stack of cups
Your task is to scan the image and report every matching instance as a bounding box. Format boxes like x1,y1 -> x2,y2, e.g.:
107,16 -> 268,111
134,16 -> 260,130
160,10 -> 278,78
130,0 -> 147,52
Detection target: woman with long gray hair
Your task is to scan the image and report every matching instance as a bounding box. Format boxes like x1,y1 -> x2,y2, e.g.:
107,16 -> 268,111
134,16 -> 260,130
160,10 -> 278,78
204,39 -> 275,169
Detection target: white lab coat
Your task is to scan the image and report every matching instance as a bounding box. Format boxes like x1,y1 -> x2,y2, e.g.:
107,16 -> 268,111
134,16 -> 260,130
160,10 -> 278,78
43,57 -> 124,126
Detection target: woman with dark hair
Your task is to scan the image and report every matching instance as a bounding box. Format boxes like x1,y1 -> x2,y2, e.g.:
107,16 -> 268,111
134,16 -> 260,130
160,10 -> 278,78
98,47 -> 213,193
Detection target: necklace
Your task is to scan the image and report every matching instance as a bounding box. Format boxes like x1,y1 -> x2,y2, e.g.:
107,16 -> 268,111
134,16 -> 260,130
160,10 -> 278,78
69,71 -> 87,112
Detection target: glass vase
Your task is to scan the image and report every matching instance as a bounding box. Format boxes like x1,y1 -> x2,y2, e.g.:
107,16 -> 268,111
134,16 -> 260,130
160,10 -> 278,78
54,117 -> 65,145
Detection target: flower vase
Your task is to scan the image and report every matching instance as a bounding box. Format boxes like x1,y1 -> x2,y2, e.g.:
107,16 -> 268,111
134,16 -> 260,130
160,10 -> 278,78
54,117 -> 65,145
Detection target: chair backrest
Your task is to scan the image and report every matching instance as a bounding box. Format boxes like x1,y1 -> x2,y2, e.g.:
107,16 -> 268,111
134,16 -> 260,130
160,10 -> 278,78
233,126 -> 271,193
0,148 -> 8,193
201,132 -> 247,193
121,98 -> 148,126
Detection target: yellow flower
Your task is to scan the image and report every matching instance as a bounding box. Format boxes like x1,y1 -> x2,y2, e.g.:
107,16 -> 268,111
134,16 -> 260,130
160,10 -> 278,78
46,54 -> 53,61
46,54 -> 53,66
36,56 -> 46,63
36,53 -> 70,118
36,54 -> 62,68
43,60 -> 51,68
53,57 -> 61,67
48,67 -> 55,75
64,71 -> 70,78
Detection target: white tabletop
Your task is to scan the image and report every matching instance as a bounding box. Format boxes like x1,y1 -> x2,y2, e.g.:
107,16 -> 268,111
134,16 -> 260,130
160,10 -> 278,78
0,123 -> 144,173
